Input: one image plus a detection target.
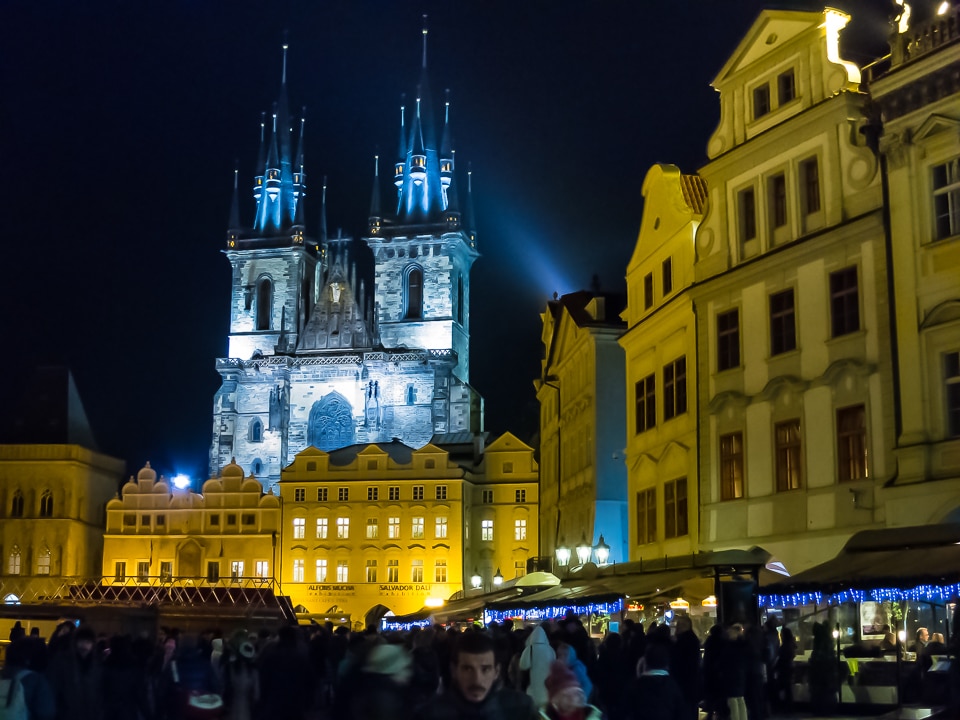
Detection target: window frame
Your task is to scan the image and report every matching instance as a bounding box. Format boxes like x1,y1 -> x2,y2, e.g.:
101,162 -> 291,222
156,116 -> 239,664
932,157 -> 960,241
636,489 -> 657,545
753,83 -> 771,119
720,431 -> 745,501
662,257 -> 673,296
770,288 -> 797,356
663,356 -> 687,421
777,69 -> 796,105
829,266 -> 860,338
837,404 -> 868,482
717,309 -> 741,372
946,351 -> 960,438
481,519 -> 494,541
664,477 -> 688,539
775,419 -> 803,492
635,373 -> 656,433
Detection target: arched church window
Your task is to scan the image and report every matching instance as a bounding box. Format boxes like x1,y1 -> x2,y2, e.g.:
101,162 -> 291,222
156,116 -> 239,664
256,278 -> 273,331
39,490 -> 53,517
404,266 -> 423,320
308,392 -> 356,451
251,458 -> 264,476
37,548 -> 51,575
10,490 -> 23,518
249,418 -> 263,443
8,547 -> 21,576
406,384 -> 417,405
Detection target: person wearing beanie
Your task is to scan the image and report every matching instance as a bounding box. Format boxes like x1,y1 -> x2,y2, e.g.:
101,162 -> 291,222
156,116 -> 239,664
540,661 -> 602,720
622,641 -> 684,720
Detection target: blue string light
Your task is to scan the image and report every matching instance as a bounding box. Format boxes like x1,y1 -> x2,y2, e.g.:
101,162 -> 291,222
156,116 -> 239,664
483,599 -> 623,624
381,618 -> 432,631
759,582 -> 960,609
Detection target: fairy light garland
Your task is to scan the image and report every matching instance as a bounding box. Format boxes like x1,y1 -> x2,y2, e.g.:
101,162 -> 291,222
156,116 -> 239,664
759,582 -> 960,609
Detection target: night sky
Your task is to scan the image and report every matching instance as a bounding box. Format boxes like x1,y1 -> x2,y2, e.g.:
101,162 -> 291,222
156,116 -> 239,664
2,0 -> 896,481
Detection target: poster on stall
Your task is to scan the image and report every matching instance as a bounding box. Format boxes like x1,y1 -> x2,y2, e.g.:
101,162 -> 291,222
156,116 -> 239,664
860,601 -> 887,638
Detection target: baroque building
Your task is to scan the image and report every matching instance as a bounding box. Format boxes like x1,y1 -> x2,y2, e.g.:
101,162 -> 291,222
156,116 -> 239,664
536,291 -> 627,566
210,32 -> 481,490
620,165 -> 706,563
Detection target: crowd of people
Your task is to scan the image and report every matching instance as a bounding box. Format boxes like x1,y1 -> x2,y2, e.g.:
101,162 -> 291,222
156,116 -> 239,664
0,613 -> 810,720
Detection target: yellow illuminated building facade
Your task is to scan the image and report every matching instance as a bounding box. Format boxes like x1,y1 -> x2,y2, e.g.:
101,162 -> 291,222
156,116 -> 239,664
102,461 -> 280,587
277,434 -> 537,626
620,164 -> 706,563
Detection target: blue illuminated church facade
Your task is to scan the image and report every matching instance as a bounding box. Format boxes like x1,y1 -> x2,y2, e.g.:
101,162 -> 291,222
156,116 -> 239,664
209,34 -> 482,488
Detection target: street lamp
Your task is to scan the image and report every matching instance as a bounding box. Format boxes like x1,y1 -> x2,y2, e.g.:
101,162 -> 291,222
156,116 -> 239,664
575,535 -> 592,565
556,542 -> 571,570
493,568 -> 503,587
595,535 -> 610,566
470,569 -> 482,589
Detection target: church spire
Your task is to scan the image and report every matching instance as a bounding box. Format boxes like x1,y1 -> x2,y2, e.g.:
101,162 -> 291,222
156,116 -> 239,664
293,110 -> 306,229
368,154 -> 382,234
228,161 -> 241,231
465,165 -> 477,248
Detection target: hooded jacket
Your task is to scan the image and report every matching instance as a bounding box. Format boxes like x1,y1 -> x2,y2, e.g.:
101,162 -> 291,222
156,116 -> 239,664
519,626 -> 556,707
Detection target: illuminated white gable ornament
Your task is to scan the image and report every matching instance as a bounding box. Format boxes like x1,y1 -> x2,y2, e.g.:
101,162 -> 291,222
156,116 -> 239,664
823,9 -> 861,85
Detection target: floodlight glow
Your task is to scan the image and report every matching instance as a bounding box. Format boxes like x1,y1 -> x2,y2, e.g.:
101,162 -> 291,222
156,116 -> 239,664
824,9 -> 861,84
424,597 -> 444,608
172,474 -> 191,490
938,1 -> 949,15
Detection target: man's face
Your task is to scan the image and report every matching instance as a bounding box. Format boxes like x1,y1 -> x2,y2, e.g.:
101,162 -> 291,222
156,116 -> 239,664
919,628 -> 929,643
453,650 -> 499,703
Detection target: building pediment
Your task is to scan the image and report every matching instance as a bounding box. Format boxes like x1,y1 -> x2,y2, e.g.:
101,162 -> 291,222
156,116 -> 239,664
712,11 -> 822,87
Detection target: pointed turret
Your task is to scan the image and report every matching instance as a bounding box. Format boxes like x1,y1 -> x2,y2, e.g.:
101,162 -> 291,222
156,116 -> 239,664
394,98 -> 406,200
252,113 -> 266,218
464,165 -> 477,248
319,176 -> 329,276
440,90 -> 454,208
368,155 -> 382,234
292,110 -> 307,230
228,162 -> 241,233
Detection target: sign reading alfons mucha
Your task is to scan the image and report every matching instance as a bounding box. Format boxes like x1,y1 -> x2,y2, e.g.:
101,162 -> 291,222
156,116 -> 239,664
289,582 -> 453,620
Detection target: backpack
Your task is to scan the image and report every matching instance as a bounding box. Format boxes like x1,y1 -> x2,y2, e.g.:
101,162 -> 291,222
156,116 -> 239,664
0,670 -> 30,720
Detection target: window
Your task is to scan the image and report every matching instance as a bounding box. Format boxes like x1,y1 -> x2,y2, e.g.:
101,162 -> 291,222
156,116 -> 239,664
294,488 -> 305,502
770,289 -> 797,355
664,478 -> 688,539
366,560 -> 377,583
336,517 -> 349,539
249,418 -> 263,443
837,405 -> 868,482
306,461 -> 317,472
435,516 -> 448,538
209,514 -> 220,527
142,514 -> 150,527
412,517 -> 424,539
482,489 -> 494,504
515,519 -> 527,541
160,561 -> 173,581
293,517 -> 305,539
366,518 -> 379,539
717,309 -> 741,371
338,487 -> 349,502
515,560 -> 526,578
411,559 -> 424,583
138,561 -> 150,583
256,278 -> 272,330
316,518 -> 328,539
315,559 -> 327,582
775,419 -> 803,491
425,459 -> 435,469
207,561 -> 219,583
481,519 -> 494,541
769,173 -> 787,228
39,491 -> 53,517
405,266 -> 423,319
123,513 -> 136,527
226,513 -> 236,526
753,83 -> 770,118
292,559 -> 304,582
10,490 -> 23,518
255,561 -> 269,579
515,489 -> 526,503
367,487 -> 378,501
947,351 -> 960,437
635,374 -> 656,433
317,488 -> 328,502
388,516 -> 400,539
830,267 -> 860,337
387,559 -> 399,583
388,486 -> 400,501
242,513 -> 255,526
934,158 -> 960,240
37,549 -> 51,576
413,486 -> 424,501
231,561 -> 244,581
738,188 -> 757,243
800,157 -> 821,214
778,69 -> 796,104
636,489 -> 656,544
720,432 -> 745,501
503,461 -> 514,474
435,559 -> 447,583
643,273 -> 654,309
662,257 -> 673,295
663,357 -> 687,421
7,549 -> 20,576
114,561 -> 125,582
157,515 -> 166,526
435,485 -> 447,500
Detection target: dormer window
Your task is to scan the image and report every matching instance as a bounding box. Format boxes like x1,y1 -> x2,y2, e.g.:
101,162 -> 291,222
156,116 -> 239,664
778,69 -> 796,105
404,266 -> 423,319
753,84 -> 771,119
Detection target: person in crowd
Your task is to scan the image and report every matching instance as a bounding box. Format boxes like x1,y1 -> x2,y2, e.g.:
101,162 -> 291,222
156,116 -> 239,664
622,640 -> 684,720
256,626 -> 309,720
670,616 -> 701,720
761,619 -> 780,713
1,638 -> 55,720
345,641 -> 414,720
594,632 -> 629,718
519,625 -> 556,707
909,627 -> 929,652
222,637 -> 259,720
102,635 -> 150,720
409,627 -> 441,705
555,643 -> 592,703
721,625 -> 748,720
46,625 -> 103,720
9,621 -> 26,643
743,625 -> 766,720
421,630 -> 538,720
700,625 -> 726,720
539,660 -> 602,720
775,627 -> 797,714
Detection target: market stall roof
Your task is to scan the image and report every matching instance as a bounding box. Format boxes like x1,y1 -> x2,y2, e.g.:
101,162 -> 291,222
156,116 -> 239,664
762,523 -> 960,595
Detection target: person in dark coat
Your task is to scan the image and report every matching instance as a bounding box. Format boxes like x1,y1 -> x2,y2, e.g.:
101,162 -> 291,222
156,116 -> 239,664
102,635 -> 151,720
46,625 -> 103,720
743,625 -> 766,720
256,626 -> 310,720
2,638 -> 55,720
701,626 -> 725,720
721,625 -> 748,720
622,640 -> 684,720
670,616 -> 701,720
421,630 -> 538,720
774,627 -> 797,714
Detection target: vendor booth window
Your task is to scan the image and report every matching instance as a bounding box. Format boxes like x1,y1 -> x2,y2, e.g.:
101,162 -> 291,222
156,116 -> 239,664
720,432 -> 744,500
775,419 -> 803,491
836,404 -> 868,482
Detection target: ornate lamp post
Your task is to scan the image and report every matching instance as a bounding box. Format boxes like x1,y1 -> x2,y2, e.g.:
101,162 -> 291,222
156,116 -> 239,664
470,569 -> 482,589
575,535 -> 592,566
493,568 -> 503,587
595,534 -> 610,566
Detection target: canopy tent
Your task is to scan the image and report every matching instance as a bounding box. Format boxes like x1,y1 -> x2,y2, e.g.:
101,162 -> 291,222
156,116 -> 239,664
760,523 -> 960,608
